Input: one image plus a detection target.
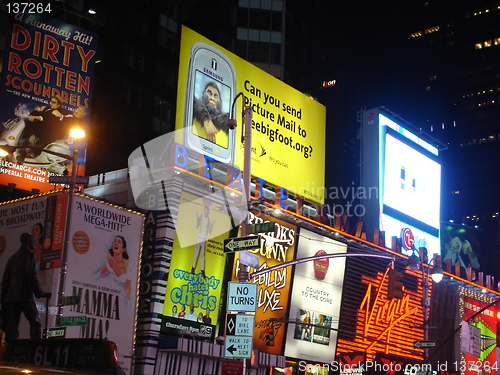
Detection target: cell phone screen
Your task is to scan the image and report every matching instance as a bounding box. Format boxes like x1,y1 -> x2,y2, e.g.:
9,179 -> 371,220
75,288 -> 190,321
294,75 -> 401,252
191,69 -> 232,149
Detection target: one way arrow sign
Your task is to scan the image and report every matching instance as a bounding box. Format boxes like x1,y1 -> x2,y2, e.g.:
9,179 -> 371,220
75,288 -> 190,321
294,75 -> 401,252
223,235 -> 261,253
414,340 -> 436,348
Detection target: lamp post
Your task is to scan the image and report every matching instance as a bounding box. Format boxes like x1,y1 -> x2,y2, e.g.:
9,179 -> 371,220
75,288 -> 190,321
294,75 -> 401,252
0,129 -> 85,327
56,129 -> 84,326
407,248 -> 443,360
227,93 -> 253,375
228,92 -> 253,282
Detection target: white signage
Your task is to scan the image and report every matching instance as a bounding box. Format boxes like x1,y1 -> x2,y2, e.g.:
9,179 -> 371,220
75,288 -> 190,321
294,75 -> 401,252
226,282 -> 257,312
226,314 -> 255,336
224,335 -> 252,358
239,250 -> 260,269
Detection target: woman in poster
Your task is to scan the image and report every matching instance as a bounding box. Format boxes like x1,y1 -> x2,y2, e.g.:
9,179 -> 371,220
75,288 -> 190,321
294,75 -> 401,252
99,235 -> 132,301
178,305 -> 186,319
301,310 -> 312,341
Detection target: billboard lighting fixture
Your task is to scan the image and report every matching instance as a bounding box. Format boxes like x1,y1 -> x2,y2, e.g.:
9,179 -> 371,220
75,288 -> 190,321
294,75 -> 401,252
431,266 -> 444,283
407,250 -> 421,271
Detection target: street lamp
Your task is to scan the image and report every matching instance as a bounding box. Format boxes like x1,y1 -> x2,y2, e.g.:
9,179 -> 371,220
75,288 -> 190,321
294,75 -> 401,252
0,129 -> 85,327
406,248 -> 443,360
227,92 -> 253,282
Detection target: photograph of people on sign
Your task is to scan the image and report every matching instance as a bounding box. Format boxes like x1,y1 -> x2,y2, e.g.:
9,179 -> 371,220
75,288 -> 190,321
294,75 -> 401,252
0,194 -> 61,338
63,195 -> 144,375
293,308 -> 333,345
285,228 -> 347,363
0,13 -> 97,192
161,190 -> 228,339
441,223 -> 482,278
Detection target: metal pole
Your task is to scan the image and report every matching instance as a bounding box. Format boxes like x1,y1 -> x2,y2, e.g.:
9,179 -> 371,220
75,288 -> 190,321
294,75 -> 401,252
238,104 -> 252,282
56,145 -> 78,326
421,250 -> 430,360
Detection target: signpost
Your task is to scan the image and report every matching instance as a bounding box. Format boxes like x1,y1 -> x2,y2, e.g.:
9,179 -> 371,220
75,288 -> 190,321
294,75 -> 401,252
62,316 -> 88,326
226,314 -> 255,336
46,327 -> 66,339
58,295 -> 81,306
239,250 -> 260,269
49,175 -> 89,184
222,360 -> 244,375
413,340 -> 437,349
224,236 -> 261,253
226,282 -> 258,312
225,282 -> 257,360
224,336 -> 253,359
247,222 -> 275,234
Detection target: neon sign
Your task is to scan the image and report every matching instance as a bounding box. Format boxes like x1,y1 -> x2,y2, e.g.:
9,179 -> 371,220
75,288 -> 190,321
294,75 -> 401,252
336,268 -> 426,360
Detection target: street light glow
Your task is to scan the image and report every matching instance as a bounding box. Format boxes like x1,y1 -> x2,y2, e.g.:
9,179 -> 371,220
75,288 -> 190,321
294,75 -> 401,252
70,128 -> 85,139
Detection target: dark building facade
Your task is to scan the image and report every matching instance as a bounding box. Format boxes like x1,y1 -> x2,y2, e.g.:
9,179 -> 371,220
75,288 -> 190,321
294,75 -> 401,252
319,1 -> 500,281
0,0 -> 324,175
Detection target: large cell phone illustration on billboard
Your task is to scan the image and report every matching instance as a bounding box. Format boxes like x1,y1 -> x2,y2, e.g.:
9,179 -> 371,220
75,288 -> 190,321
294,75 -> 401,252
184,42 -> 236,164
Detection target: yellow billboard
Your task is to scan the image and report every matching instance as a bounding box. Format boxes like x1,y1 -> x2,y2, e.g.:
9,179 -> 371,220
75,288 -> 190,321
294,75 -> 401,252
175,26 -> 326,204
161,190 -> 228,339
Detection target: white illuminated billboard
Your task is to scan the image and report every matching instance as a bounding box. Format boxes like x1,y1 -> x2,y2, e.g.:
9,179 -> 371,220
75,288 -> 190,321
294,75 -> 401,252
382,131 -> 441,231
361,109 -> 441,257
378,113 -> 441,255
284,229 -> 346,363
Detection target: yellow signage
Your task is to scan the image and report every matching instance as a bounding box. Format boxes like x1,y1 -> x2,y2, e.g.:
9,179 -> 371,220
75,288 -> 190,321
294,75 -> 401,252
176,26 -> 326,204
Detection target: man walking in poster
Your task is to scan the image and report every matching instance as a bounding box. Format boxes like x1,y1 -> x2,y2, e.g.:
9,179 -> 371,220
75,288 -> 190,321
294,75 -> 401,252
191,199 -> 214,278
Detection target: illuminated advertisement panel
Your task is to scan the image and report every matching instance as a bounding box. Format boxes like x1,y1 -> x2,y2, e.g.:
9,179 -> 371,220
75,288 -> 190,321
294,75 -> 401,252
64,195 -> 144,374
0,13 -> 97,192
175,26 -> 326,204
284,229 -> 347,363
441,222 -> 482,277
0,193 -> 61,334
161,190 -> 229,339
362,108 -> 441,256
336,266 -> 426,361
463,296 -> 497,375
232,211 -> 297,355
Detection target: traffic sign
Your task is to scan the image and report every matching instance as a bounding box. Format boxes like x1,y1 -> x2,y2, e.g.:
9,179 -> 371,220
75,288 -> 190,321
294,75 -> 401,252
413,340 -> 437,348
239,250 -> 260,269
224,235 -> 261,253
248,222 -> 276,234
59,295 -> 81,306
224,335 -> 252,358
62,316 -> 88,326
226,314 -> 255,336
46,327 -> 66,339
49,175 -> 89,184
226,282 -> 257,312
222,360 -> 243,375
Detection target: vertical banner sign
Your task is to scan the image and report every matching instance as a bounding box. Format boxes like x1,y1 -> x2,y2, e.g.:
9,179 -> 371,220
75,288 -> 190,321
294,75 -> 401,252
63,195 -> 144,375
0,13 -> 98,192
40,192 -> 68,270
0,194 -> 60,337
463,297 -> 497,375
161,191 -> 228,339
232,211 -> 296,355
285,229 -> 347,363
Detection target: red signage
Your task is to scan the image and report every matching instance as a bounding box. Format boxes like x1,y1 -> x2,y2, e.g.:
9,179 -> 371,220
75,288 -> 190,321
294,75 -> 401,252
222,360 -> 243,375
336,268 -> 425,361
401,228 -> 414,251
